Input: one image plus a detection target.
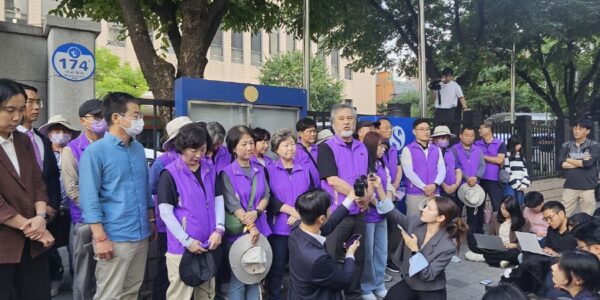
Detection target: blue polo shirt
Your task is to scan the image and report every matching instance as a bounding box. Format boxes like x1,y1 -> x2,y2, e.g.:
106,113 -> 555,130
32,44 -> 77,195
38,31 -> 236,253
79,133 -> 153,242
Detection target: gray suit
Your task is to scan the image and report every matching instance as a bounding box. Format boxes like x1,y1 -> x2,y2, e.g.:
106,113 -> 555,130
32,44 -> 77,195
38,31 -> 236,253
388,209 -> 456,291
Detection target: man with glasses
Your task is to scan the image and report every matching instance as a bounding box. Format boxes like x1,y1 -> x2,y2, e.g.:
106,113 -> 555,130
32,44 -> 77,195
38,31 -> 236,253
79,92 -> 155,300
541,201 -> 577,257
400,118 -> 446,217
16,83 -> 63,295
61,99 -> 106,299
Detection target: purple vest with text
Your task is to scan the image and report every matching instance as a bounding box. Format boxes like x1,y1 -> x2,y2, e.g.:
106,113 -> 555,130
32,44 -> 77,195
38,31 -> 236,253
222,160 -> 272,242
164,158 -> 216,254
65,134 -> 91,223
320,135 -> 368,215
152,150 -> 179,233
474,138 -> 504,181
452,143 -> 484,183
267,160 -> 311,235
364,161 -> 388,223
403,142 -> 441,195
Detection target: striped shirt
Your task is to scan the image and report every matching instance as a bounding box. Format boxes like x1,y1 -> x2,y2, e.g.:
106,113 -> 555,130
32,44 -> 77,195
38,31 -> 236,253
503,152 -> 530,189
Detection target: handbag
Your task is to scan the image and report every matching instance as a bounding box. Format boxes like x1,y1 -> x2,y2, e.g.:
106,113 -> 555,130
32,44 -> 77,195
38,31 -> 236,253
483,198 -> 493,224
225,175 -> 257,235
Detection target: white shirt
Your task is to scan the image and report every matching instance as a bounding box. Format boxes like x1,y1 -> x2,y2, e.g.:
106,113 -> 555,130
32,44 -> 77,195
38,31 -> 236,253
0,133 -> 20,176
401,144 -> 446,190
17,125 -> 45,162
499,220 -> 511,244
434,81 -> 464,109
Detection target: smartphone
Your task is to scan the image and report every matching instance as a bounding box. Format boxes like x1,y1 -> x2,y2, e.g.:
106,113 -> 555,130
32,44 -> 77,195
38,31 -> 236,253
368,172 -> 376,181
397,224 -> 407,233
480,279 -> 493,286
343,234 -> 362,249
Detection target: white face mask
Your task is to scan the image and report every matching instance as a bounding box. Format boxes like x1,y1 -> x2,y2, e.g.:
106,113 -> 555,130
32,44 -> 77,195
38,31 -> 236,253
49,133 -> 72,147
119,115 -> 144,137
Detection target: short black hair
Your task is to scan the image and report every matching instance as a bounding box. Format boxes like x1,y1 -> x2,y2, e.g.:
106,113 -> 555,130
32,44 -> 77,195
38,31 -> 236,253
19,83 -> 38,93
524,191 -> 544,208
441,68 -> 454,76
482,283 -> 528,300
574,117 -> 593,130
412,118 -> 429,129
557,250 -> 600,293
480,121 -> 494,130
460,126 -> 475,134
0,79 -> 27,107
295,189 -> 331,225
572,216 -> 600,246
296,117 -> 317,132
568,213 -> 593,231
101,92 -> 139,125
252,127 -> 271,142
226,125 -> 253,157
541,201 -> 565,214
173,123 -> 212,154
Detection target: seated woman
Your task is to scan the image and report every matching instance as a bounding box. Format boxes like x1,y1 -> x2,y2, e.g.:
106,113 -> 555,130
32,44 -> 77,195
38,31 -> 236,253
551,250 -> 600,300
465,195 -> 531,268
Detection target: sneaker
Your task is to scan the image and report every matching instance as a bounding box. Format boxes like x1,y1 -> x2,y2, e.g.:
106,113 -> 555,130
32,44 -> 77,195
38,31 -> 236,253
374,289 -> 388,298
465,251 -> 485,262
500,260 -> 511,268
386,262 -> 400,273
451,255 -> 462,263
361,293 -> 377,300
50,280 -> 62,297
383,273 -> 393,282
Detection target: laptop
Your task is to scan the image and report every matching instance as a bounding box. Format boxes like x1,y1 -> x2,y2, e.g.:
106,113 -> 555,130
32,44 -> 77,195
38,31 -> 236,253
515,231 -> 551,256
473,234 -> 506,251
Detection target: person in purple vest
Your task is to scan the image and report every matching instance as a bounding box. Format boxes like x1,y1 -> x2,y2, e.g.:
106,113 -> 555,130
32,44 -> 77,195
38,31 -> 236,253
354,120 -> 378,141
156,123 -> 224,299
220,125 -> 271,300
475,122 -> 507,213
251,127 -> 275,169
61,99 -> 106,300
148,116 -> 192,300
264,128 -> 310,300
295,117 -> 320,188
360,131 -> 394,299
452,126 -> 486,234
401,119 -> 446,217
207,121 -> 232,175
317,103 -> 370,298
431,126 -> 462,212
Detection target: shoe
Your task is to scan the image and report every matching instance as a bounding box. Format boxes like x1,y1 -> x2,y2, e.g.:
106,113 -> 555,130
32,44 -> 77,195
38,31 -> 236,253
386,262 -> 400,273
465,251 -> 485,262
383,273 -> 393,282
361,293 -> 377,300
504,267 -> 513,278
500,260 -> 511,268
451,255 -> 462,263
50,280 -> 61,297
374,288 -> 388,298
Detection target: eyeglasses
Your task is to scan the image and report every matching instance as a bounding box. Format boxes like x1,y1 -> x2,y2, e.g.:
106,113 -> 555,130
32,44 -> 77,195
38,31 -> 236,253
25,98 -> 43,108
543,214 -> 557,223
117,113 -> 143,121
576,244 -> 590,251
415,128 -> 431,132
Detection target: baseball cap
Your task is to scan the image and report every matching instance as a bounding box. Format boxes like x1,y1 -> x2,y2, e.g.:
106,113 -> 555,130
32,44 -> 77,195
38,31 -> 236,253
78,99 -> 103,117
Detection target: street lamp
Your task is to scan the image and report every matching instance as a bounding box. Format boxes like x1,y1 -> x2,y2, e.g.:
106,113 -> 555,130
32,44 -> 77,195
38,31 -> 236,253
494,44 -> 517,125
303,0 -> 311,110
418,0 -> 427,118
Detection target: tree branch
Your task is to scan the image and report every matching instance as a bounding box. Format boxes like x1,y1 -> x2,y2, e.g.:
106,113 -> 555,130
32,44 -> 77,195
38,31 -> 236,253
453,0 -> 464,45
148,0 -> 182,60
515,67 -> 565,120
366,0 -> 417,53
574,47 -> 600,100
475,0 -> 485,43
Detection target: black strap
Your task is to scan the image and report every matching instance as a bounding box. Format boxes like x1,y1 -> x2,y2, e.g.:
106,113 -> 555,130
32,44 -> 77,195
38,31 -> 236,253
301,145 -> 318,168
438,88 -> 442,106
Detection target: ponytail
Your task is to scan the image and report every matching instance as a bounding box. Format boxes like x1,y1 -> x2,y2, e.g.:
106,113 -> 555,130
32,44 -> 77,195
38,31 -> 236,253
433,196 -> 469,250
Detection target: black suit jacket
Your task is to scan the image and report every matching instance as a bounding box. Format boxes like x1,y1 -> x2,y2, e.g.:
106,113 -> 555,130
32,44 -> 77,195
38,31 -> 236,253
33,128 -> 61,210
288,204 -> 354,300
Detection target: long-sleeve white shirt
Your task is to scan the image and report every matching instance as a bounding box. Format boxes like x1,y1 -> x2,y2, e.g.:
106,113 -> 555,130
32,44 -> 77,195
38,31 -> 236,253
400,145 -> 446,190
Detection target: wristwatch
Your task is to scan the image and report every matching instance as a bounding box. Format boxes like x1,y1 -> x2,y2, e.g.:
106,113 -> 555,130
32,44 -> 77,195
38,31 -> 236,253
36,212 -> 48,221
256,208 -> 263,217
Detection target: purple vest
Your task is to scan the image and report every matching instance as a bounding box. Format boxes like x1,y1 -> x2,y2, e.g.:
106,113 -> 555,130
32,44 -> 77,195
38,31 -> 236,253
452,143 -> 484,183
474,138 -> 504,181
442,149 -> 457,186
222,160 -> 272,242
65,134 -> 91,223
250,155 -> 275,169
403,142 -> 441,195
152,150 -> 179,233
164,158 -> 217,254
295,142 -> 320,188
213,146 -> 232,174
364,161 -> 388,223
384,144 -> 400,186
320,135 -> 368,215
267,160 -> 311,235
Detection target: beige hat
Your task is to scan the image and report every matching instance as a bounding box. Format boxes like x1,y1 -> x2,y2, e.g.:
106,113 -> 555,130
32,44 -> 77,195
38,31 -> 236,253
39,115 -> 80,137
316,129 -> 334,145
457,183 -> 486,208
229,234 -> 273,284
431,125 -> 456,138
162,116 -> 193,151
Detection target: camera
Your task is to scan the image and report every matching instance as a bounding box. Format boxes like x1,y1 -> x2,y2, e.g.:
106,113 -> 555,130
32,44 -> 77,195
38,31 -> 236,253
428,79 -> 442,90
354,175 -> 369,197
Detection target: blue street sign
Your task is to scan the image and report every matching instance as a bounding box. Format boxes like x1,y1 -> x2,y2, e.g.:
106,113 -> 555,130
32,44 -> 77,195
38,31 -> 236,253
359,116 -> 416,151
51,43 -> 95,82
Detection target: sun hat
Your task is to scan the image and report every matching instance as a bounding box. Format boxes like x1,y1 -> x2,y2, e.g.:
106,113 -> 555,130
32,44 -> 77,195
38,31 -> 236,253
39,115 -> 80,137
431,125 -> 456,138
162,116 -> 193,151
316,129 -> 334,145
179,246 -> 222,287
457,183 -> 486,208
229,234 -> 273,285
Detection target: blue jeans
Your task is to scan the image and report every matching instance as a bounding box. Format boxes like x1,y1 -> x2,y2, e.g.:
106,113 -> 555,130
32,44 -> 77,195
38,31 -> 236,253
503,184 -> 525,206
361,219 -> 388,295
266,234 -> 289,300
228,272 -> 259,300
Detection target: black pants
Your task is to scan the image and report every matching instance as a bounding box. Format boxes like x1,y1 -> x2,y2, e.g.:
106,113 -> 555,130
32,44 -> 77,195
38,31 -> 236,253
479,179 -> 503,212
152,232 -> 169,300
324,213 -> 366,295
434,107 -> 459,135
467,232 -> 520,267
387,212 -> 402,265
215,241 -> 231,300
266,234 -> 289,300
0,240 -> 51,300
466,204 -> 485,234
385,280 -> 446,300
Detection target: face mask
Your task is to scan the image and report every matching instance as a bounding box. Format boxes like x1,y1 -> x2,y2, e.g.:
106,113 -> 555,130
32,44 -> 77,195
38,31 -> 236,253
90,119 -> 107,135
119,115 -> 144,137
50,133 -> 72,147
436,139 -> 449,148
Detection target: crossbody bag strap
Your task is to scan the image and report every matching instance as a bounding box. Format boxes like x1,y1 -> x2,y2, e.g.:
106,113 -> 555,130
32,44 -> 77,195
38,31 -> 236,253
247,174 -> 258,210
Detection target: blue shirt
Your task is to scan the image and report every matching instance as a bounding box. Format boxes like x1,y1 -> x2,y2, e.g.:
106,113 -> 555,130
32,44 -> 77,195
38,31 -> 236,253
79,133 -> 153,242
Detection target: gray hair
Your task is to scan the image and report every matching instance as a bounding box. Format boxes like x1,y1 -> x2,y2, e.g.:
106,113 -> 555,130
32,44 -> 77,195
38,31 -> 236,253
330,103 -> 357,123
206,121 -> 226,145
271,128 -> 296,152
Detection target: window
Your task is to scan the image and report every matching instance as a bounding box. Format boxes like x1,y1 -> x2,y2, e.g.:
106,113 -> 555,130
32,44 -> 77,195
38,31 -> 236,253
210,27 -> 224,61
108,23 -> 126,47
251,31 -> 262,66
269,30 -> 280,55
286,32 -> 296,52
344,66 -> 353,80
5,0 -> 28,24
331,49 -> 340,79
316,42 -> 326,60
231,31 -> 244,64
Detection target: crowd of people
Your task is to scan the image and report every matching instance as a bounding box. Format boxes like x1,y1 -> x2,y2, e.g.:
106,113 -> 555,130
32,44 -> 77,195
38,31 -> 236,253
0,77 -> 599,300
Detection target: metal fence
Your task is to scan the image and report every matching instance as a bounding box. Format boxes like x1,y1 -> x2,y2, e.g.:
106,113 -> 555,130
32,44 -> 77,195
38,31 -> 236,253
137,98 -> 175,161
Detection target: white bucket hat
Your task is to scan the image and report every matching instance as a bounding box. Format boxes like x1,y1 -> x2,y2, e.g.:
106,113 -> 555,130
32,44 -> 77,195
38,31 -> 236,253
457,183 -> 486,208
229,234 -> 273,284
39,115 -> 80,137
431,125 -> 456,138
162,116 -> 193,151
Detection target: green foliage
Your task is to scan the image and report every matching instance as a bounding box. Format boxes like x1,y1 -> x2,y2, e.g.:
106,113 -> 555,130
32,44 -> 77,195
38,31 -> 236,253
95,48 -> 148,98
258,51 -> 344,111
